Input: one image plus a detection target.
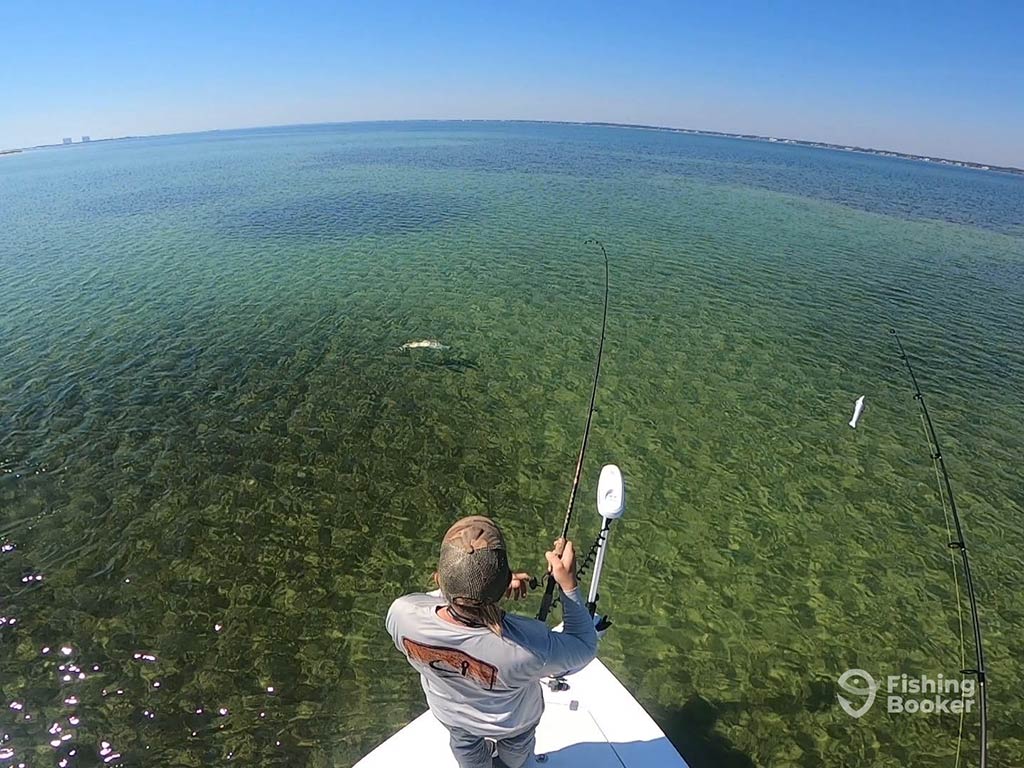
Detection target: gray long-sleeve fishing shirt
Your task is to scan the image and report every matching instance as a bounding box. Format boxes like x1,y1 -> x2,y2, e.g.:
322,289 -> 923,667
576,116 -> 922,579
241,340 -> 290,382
386,587 -> 598,737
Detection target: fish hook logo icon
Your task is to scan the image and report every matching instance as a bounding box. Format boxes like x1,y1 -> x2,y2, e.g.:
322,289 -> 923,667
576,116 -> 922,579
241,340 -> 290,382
837,669 -> 878,719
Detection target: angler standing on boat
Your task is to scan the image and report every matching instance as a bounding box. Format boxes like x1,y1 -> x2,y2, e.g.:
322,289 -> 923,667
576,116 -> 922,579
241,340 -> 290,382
386,516 -> 598,768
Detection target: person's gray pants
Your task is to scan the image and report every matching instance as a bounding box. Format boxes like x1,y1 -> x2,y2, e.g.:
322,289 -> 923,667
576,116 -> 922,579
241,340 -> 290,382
444,722 -> 537,768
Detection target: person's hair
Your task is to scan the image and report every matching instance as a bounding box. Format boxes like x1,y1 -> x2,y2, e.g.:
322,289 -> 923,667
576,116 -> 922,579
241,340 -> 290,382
432,572 -> 506,636
450,597 -> 505,636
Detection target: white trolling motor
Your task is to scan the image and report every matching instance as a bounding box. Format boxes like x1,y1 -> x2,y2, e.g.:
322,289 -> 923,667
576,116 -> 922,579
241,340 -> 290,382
542,463 -> 625,694
586,464 -> 625,632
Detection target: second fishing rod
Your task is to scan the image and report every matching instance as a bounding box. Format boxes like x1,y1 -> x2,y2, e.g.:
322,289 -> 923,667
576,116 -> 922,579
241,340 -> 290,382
891,328 -> 988,768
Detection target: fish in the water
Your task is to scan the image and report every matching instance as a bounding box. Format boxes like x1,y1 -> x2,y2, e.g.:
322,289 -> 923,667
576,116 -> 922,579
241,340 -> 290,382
849,395 -> 866,428
400,339 -> 448,351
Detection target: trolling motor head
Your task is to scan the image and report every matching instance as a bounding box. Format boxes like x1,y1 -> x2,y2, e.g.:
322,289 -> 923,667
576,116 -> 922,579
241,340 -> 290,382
597,464 -> 625,520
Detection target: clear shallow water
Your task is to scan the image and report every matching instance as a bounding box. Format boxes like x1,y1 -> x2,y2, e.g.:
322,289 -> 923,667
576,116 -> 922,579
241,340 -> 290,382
1,122 -> 1022,768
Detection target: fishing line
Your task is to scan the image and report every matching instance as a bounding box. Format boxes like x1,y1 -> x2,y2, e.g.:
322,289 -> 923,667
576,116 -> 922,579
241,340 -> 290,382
536,239 -> 610,622
891,328 -> 987,768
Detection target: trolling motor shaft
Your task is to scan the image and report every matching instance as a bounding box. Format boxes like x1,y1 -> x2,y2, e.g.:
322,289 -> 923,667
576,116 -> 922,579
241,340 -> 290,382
547,463 -> 627,640
585,464 -> 625,620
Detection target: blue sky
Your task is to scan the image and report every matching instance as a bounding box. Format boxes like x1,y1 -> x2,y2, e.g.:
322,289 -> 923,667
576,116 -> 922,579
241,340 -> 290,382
4,1 -> 1023,165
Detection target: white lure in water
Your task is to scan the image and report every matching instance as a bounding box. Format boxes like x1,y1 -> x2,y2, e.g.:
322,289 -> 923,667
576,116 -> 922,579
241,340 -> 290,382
849,395 -> 866,429
400,339 -> 448,351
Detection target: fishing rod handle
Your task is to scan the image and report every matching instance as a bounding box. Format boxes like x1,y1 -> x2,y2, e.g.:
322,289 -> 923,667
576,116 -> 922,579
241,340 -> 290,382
536,576 -> 558,622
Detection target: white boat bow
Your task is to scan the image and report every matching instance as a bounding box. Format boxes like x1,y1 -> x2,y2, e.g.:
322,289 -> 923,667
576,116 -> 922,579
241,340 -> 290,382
355,655 -> 688,767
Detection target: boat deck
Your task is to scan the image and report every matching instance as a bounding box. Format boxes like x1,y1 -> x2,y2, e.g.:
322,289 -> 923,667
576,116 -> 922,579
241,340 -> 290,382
354,657 -> 689,767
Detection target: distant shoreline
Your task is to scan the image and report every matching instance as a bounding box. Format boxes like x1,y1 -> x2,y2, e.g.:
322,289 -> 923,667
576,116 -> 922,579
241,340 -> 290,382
17,136 -> 142,152
8,120 -> 1022,177
512,119 -> 1024,177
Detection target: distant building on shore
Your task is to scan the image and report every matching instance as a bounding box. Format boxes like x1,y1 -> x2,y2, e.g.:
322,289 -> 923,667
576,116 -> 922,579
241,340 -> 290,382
81,135 -> 90,142
62,137 -> 72,145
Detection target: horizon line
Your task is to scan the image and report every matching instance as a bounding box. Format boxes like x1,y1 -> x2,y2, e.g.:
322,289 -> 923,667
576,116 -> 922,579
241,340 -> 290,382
10,118 -> 1024,176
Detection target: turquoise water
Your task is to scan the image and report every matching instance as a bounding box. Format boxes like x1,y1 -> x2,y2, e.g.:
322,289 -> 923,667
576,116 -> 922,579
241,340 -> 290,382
1,122 -> 1022,767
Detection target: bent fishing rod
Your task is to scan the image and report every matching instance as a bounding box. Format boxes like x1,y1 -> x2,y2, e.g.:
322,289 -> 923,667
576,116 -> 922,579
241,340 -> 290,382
891,328 -> 987,768
536,239 -> 611,622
